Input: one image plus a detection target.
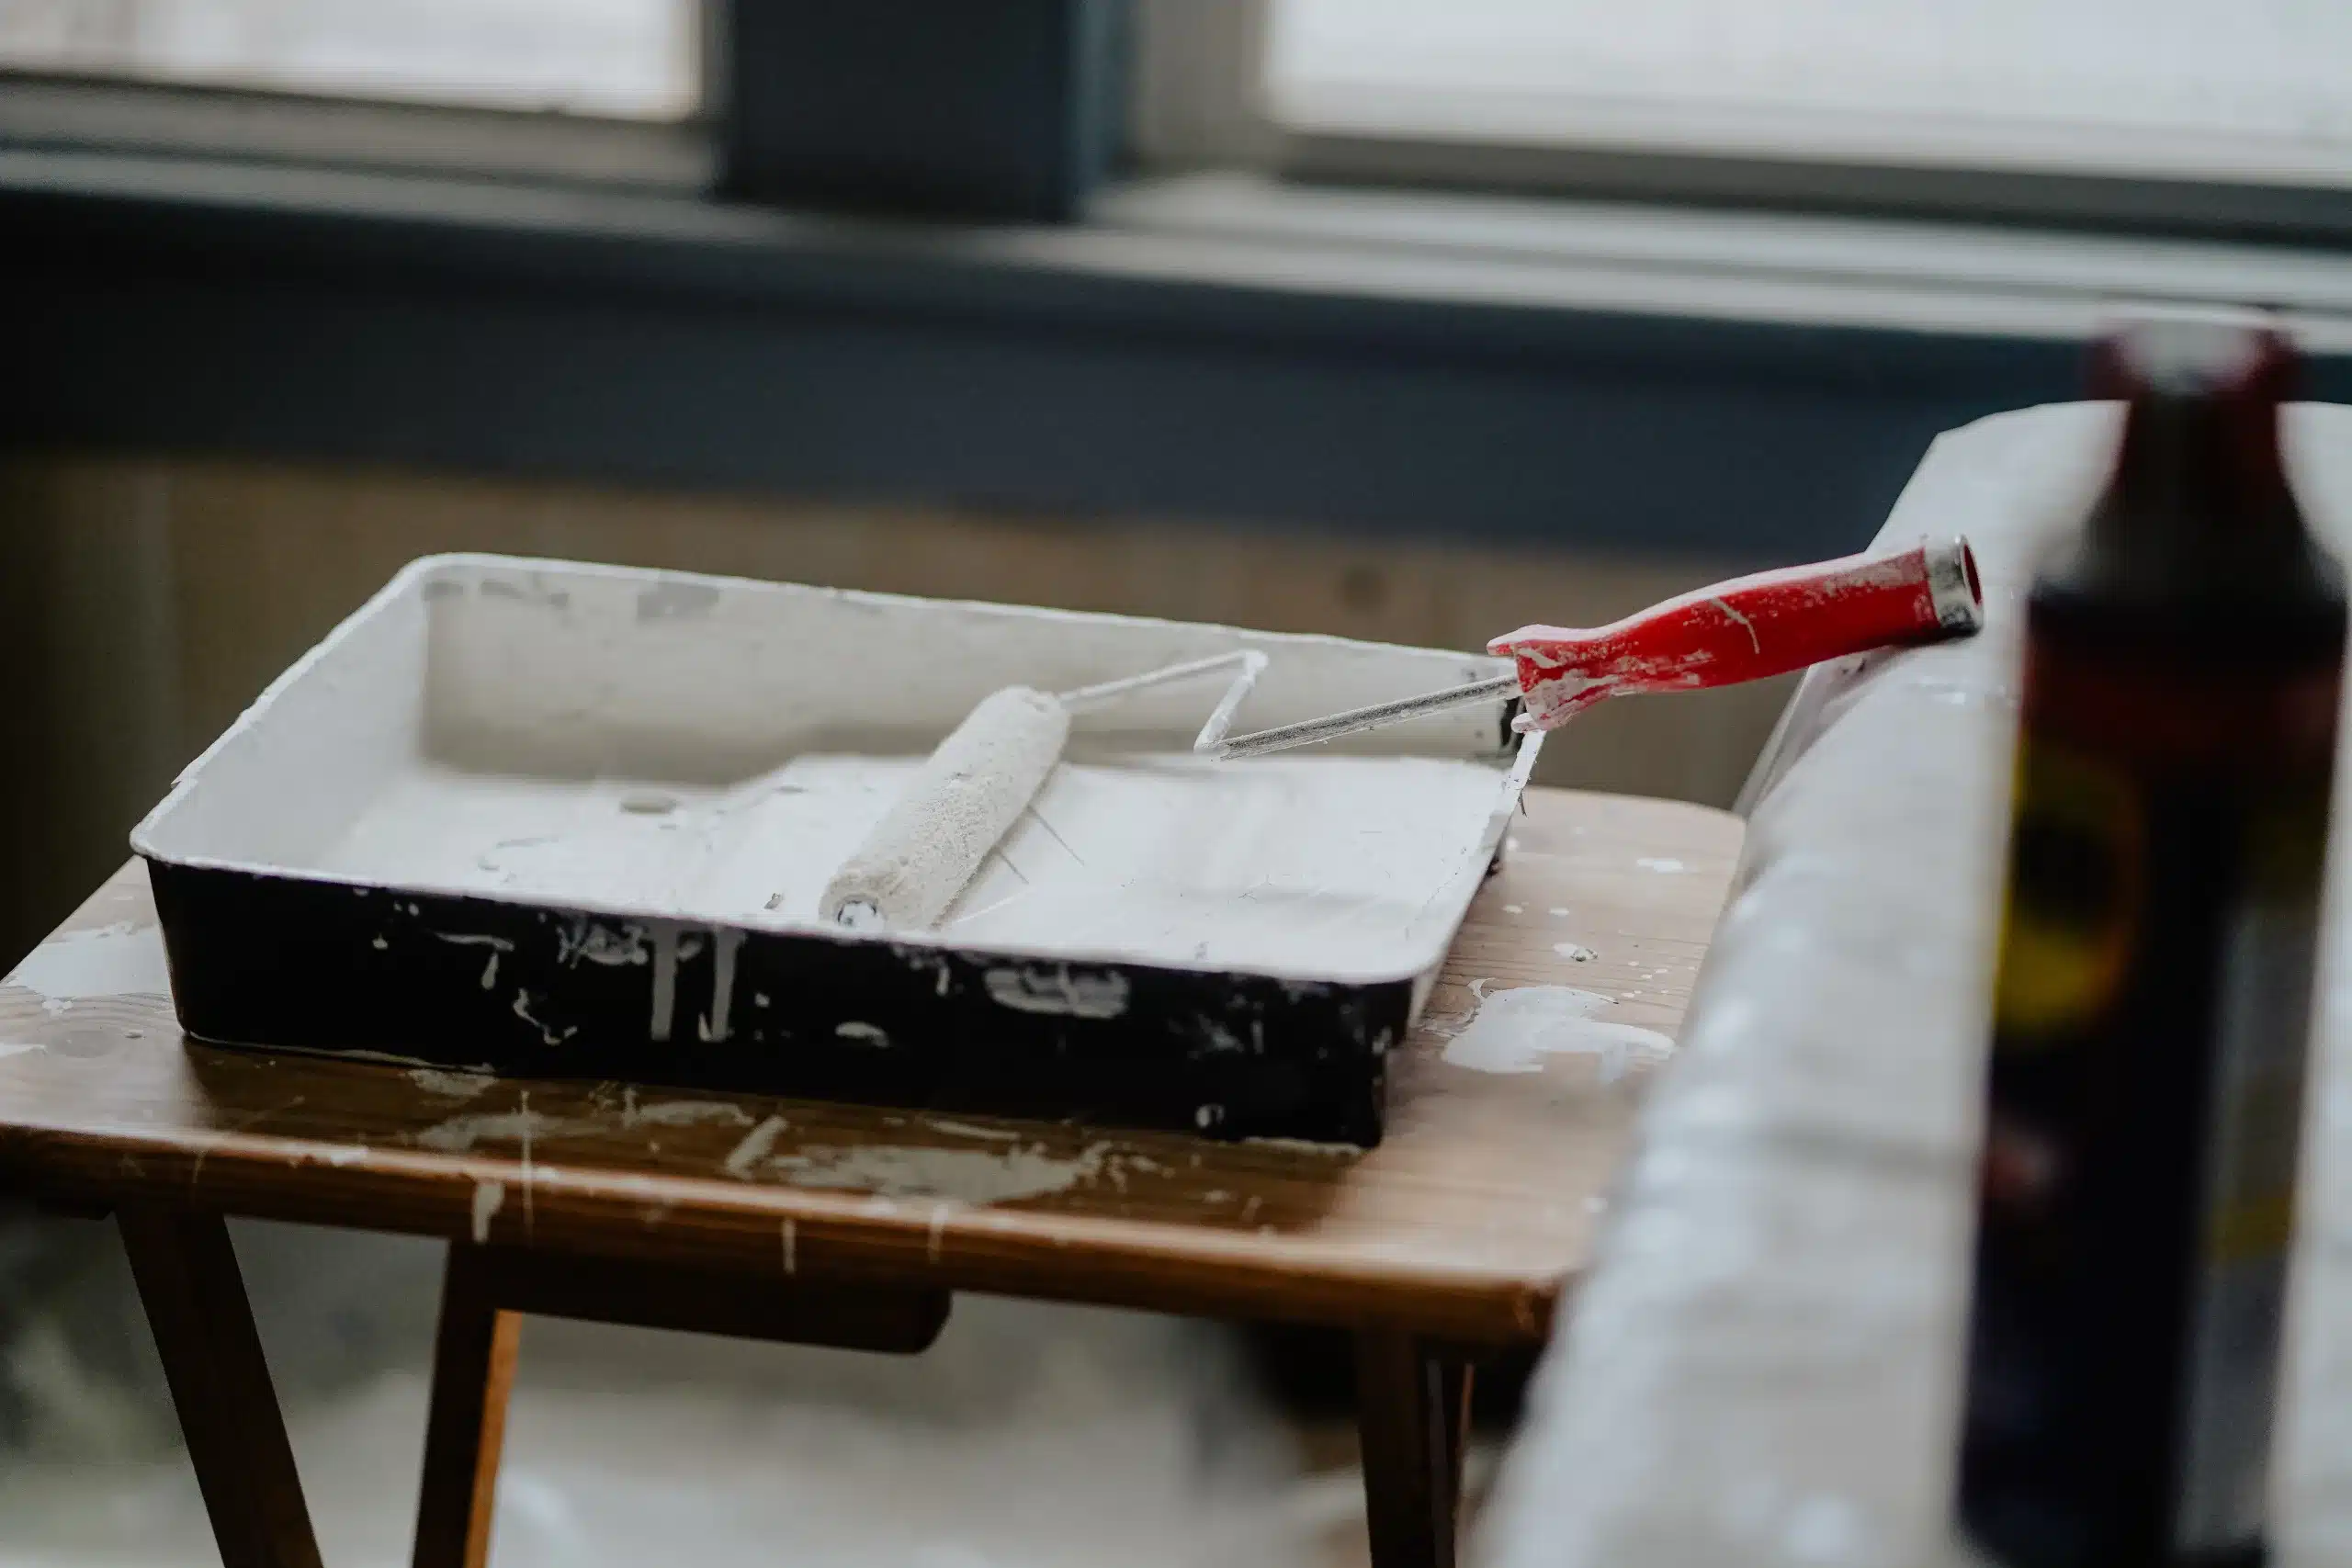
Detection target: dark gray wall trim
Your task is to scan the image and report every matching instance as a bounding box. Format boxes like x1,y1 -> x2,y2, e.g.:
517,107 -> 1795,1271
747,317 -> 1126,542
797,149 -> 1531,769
6,152 -> 2275,560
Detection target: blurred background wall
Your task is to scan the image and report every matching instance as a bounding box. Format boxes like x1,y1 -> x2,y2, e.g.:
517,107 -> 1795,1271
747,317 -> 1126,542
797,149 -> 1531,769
0,453 -> 1789,970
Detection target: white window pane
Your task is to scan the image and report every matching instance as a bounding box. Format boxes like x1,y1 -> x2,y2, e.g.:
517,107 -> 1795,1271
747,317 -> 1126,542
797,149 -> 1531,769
0,0 -> 697,120
1267,0 -> 2352,187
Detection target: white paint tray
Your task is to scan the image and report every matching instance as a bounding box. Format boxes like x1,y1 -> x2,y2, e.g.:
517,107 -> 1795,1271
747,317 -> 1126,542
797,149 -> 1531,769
131,555 -> 1537,1143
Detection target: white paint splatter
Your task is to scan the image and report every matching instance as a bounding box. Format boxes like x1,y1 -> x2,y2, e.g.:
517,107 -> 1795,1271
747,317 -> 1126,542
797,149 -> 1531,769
925,1117 -> 1024,1143
6,922 -> 171,1011
471,1179 -> 505,1243
1553,942 -> 1598,962
434,931 -> 513,989
1502,904 -> 1524,915
724,1114 -> 790,1177
624,1098 -> 752,1129
982,965 -> 1130,1020
417,1109 -> 571,1153
1440,985 -> 1674,1082
317,1145 -> 369,1167
1549,907 -> 1570,917
559,920 -> 648,968
0,1043 -> 48,1063
1710,594 -> 1761,654
1239,1135 -> 1358,1156
766,1142 -> 1110,1204
511,989 -> 576,1045
835,1021 -> 889,1047
409,1067 -> 496,1099
1635,857 -> 1688,874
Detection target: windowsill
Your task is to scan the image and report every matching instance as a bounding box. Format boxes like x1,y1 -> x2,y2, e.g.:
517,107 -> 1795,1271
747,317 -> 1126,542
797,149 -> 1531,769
0,74 -> 708,188
7,130 -> 2351,355
1093,173 -> 2352,347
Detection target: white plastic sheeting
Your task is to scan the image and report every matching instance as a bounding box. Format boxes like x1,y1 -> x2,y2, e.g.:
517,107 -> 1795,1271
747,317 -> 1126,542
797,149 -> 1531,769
1481,400 -> 2352,1568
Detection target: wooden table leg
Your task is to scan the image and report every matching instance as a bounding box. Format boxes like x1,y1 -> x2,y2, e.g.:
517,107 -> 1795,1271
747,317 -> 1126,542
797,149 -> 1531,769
413,1244 -> 522,1568
116,1206 -> 322,1568
1355,1328 -> 1475,1568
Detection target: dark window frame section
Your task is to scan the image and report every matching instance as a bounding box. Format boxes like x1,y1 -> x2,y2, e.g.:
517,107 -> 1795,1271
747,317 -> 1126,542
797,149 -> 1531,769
717,0 -> 1128,221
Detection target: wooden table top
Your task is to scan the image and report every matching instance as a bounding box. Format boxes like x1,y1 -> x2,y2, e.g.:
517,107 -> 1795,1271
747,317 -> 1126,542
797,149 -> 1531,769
0,787 -> 1738,1345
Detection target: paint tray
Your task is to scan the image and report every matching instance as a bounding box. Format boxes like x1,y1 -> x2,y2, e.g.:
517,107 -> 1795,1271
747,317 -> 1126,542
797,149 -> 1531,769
131,556 -> 1537,1145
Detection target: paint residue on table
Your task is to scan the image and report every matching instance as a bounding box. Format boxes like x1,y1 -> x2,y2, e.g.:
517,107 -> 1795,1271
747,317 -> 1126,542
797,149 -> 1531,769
1440,984 -> 1673,1082
754,1142 -> 1113,1204
1238,1135 -> 1359,1158
417,1108 -> 571,1154
409,1067 -> 496,1099
620,1092 -> 752,1129
5,922 -> 172,1014
724,1114 -> 791,1177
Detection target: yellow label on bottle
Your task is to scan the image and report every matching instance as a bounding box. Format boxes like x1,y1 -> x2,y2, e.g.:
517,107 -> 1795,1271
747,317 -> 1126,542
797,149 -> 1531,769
1992,739 -> 2143,1041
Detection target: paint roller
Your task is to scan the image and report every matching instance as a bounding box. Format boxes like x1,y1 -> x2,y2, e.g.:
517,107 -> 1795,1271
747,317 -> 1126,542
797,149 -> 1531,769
822,539 -> 1981,931
820,651 -> 1266,931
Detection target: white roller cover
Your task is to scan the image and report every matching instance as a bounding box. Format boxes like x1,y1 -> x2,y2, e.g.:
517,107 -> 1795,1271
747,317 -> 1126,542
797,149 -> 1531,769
820,686 -> 1071,931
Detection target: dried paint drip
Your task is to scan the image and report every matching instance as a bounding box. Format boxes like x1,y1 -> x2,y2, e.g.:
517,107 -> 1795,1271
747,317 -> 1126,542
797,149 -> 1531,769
649,925 -> 681,1042
470,1179 -> 505,1243
1440,985 -> 1673,1082
433,931 -> 513,989
700,929 -> 746,1042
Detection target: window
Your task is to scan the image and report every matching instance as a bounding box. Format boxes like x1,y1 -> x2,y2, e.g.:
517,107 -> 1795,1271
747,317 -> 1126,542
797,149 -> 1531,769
1262,0 -> 2352,188
0,0 -> 698,120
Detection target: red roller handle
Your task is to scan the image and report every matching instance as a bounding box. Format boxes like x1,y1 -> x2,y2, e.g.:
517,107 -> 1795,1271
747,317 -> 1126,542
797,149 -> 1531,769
1488,536 -> 1983,732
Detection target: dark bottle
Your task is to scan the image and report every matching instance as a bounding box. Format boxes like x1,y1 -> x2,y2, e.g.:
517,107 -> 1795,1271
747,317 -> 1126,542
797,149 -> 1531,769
1960,319 -> 2345,1565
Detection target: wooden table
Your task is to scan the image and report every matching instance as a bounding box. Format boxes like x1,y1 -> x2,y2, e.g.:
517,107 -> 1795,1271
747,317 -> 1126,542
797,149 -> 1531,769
0,786 -> 1738,1568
